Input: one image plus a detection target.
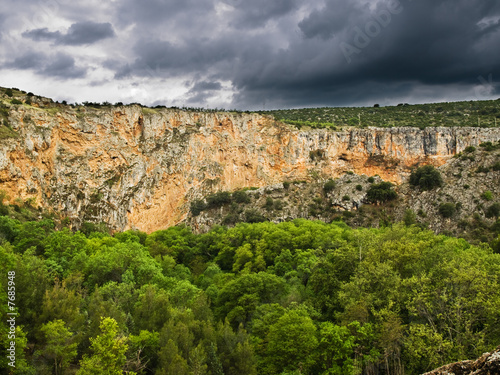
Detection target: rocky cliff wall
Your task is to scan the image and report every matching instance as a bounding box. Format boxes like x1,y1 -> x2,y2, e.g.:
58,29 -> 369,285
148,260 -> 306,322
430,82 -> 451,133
1,103 -> 500,232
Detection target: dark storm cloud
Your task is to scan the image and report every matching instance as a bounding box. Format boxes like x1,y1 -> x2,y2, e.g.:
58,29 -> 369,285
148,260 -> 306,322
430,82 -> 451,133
7,51 -> 86,79
60,22 -> 115,45
188,81 -> 222,92
41,53 -> 86,78
223,0 -> 300,29
115,37 -> 239,79
3,0 -> 500,108
116,0 -> 214,27
22,22 -> 115,45
229,0 -> 500,108
0,13 -> 6,41
7,51 -> 45,70
298,0 -> 361,40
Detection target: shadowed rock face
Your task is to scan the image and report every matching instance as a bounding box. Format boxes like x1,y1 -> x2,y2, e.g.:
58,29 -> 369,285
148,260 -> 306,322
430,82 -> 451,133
1,103 -> 500,232
422,346 -> 500,375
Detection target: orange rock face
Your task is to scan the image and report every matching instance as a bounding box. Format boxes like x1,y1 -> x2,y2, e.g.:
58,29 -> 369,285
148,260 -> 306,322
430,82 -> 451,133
1,105 -> 499,232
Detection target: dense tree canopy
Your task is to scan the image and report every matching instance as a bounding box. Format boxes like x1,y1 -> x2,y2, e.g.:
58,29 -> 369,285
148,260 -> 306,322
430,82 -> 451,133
1,218 -> 499,374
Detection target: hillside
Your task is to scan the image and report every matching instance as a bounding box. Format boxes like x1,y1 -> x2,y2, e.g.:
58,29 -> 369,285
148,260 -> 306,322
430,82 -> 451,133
1,86 -> 500,234
186,143 -> 500,248
0,86 -> 500,375
260,99 -> 500,129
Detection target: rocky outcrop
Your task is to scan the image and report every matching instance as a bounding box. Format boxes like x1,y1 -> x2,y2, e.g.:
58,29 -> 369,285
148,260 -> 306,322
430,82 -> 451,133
422,346 -> 500,375
1,98 -> 500,232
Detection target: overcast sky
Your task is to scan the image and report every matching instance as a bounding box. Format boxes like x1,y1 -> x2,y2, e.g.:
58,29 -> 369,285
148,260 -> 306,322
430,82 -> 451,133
1,0 -> 499,110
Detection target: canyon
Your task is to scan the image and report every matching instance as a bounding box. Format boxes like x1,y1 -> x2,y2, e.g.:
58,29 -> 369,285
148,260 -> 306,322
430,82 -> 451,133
1,97 -> 500,232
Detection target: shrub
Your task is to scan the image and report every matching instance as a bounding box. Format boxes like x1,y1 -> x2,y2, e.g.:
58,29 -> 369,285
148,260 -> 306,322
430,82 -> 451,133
283,181 -> 290,189
355,185 -> 363,191
476,166 -> 490,173
367,177 -> 375,183
464,146 -> 476,153
480,142 -> 495,151
244,209 -> 267,223
486,203 -> 500,218
264,197 -> 274,211
10,99 -> 23,105
206,191 -> 231,208
5,88 -> 13,97
492,162 -> 500,171
222,213 -> 240,225
366,182 -> 397,203
190,199 -> 207,216
274,200 -> 284,210
438,203 -> 456,218
403,209 -> 417,226
323,179 -> 336,193
309,149 -> 325,161
409,165 -> 443,190
481,191 -> 493,201
232,190 -> 251,204
342,195 -> 351,201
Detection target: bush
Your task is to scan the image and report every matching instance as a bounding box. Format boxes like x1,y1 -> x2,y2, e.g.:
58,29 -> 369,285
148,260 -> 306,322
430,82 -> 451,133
486,203 -> 500,218
222,213 -> 240,225
366,182 -> 397,203
206,191 -> 231,208
476,166 -> 490,173
342,195 -> 351,201
438,203 -> 456,218
244,209 -> 267,223
190,199 -> 207,216
481,191 -> 493,201
309,149 -> 325,161
323,179 -> 336,193
10,99 -> 23,105
480,142 -> 495,151
409,165 -> 443,190
464,146 -> 476,153
232,190 -> 251,204
404,209 -> 417,226
283,181 -> 290,189
264,197 -> 274,211
492,162 -> 500,171
367,177 -> 375,183
355,185 -> 363,191
5,88 -> 13,97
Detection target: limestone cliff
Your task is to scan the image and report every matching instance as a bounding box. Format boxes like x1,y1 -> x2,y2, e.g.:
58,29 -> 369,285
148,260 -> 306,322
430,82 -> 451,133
422,345 -> 500,375
1,97 -> 500,232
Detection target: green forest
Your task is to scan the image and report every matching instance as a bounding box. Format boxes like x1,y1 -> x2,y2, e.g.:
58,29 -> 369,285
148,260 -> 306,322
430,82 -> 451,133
1,214 -> 500,374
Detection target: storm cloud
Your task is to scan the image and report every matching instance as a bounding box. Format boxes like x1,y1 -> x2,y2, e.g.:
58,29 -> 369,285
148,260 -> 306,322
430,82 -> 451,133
1,0 -> 499,108
22,21 -> 115,45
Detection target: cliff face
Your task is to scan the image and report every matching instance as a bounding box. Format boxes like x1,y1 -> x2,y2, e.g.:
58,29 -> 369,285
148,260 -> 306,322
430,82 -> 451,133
2,102 -> 500,232
423,345 -> 500,375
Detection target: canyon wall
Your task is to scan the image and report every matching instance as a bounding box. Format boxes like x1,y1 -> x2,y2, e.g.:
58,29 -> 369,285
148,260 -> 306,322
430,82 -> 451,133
1,104 -> 500,232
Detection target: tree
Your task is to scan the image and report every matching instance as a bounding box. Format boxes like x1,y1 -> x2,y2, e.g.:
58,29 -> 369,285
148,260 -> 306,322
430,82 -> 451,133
438,203 -> 456,218
265,309 -> 318,374
366,182 -> 397,204
409,165 -> 443,190
317,322 -> 355,374
77,317 -> 130,375
40,320 -> 78,375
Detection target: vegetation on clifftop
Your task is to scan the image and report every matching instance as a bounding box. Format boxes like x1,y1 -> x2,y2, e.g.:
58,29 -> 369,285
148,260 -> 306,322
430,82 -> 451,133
259,99 -> 500,129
